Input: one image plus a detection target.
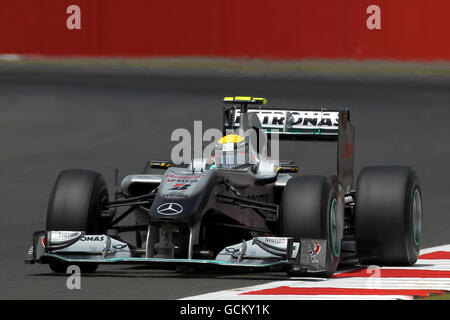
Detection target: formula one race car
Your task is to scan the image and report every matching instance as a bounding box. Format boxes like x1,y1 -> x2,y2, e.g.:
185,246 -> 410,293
26,96 -> 423,277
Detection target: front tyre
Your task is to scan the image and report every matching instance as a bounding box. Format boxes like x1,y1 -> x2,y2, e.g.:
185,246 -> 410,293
46,169 -> 109,273
355,166 -> 423,266
280,176 -> 344,278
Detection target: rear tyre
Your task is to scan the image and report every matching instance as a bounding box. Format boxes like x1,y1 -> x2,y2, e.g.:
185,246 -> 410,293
46,169 -> 109,273
355,166 -> 422,266
280,176 -> 344,278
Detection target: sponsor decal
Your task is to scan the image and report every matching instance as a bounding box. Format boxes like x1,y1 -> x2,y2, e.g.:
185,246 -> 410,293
224,244 -> 246,260
157,203 -> 184,215
165,173 -> 206,183
55,231 -> 80,238
112,244 -> 128,250
167,178 -> 198,183
166,174 -> 202,180
306,240 -> 321,263
263,237 -> 287,244
48,231 -> 83,245
225,247 -> 240,254
80,236 -> 105,242
164,192 -> 189,199
49,231 -> 81,242
154,228 -> 175,258
169,183 -> 191,190
234,110 -> 339,129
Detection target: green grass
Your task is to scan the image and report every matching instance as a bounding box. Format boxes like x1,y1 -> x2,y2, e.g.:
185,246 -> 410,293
420,292 -> 450,300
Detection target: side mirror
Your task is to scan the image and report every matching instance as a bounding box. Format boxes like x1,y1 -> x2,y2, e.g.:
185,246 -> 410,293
147,160 -> 173,170
277,161 -> 299,174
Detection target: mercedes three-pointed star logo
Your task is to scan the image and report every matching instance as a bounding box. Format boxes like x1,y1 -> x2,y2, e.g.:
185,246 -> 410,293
156,203 -> 184,215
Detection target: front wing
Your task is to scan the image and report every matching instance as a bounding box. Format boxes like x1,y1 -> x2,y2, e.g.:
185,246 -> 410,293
26,231 -> 329,274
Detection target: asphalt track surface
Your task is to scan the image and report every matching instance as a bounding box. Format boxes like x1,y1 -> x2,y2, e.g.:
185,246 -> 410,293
0,64 -> 449,299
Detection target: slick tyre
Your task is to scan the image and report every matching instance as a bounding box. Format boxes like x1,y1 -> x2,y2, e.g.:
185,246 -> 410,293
280,176 -> 344,278
46,169 -> 109,273
355,166 -> 423,266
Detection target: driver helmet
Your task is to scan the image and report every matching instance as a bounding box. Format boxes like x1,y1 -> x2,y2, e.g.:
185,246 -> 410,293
212,134 -> 249,168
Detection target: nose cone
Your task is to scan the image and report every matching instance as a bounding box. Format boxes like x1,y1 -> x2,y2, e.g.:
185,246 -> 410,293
155,202 -> 184,216
149,168 -> 216,221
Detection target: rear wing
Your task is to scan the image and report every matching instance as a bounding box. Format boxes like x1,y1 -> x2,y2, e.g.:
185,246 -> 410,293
222,103 -> 355,192
223,106 -> 341,140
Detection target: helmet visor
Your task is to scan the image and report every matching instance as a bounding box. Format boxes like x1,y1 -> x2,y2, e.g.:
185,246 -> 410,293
215,139 -> 249,168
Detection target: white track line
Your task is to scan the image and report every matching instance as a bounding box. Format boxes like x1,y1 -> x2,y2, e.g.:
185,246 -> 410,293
181,244 -> 450,300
